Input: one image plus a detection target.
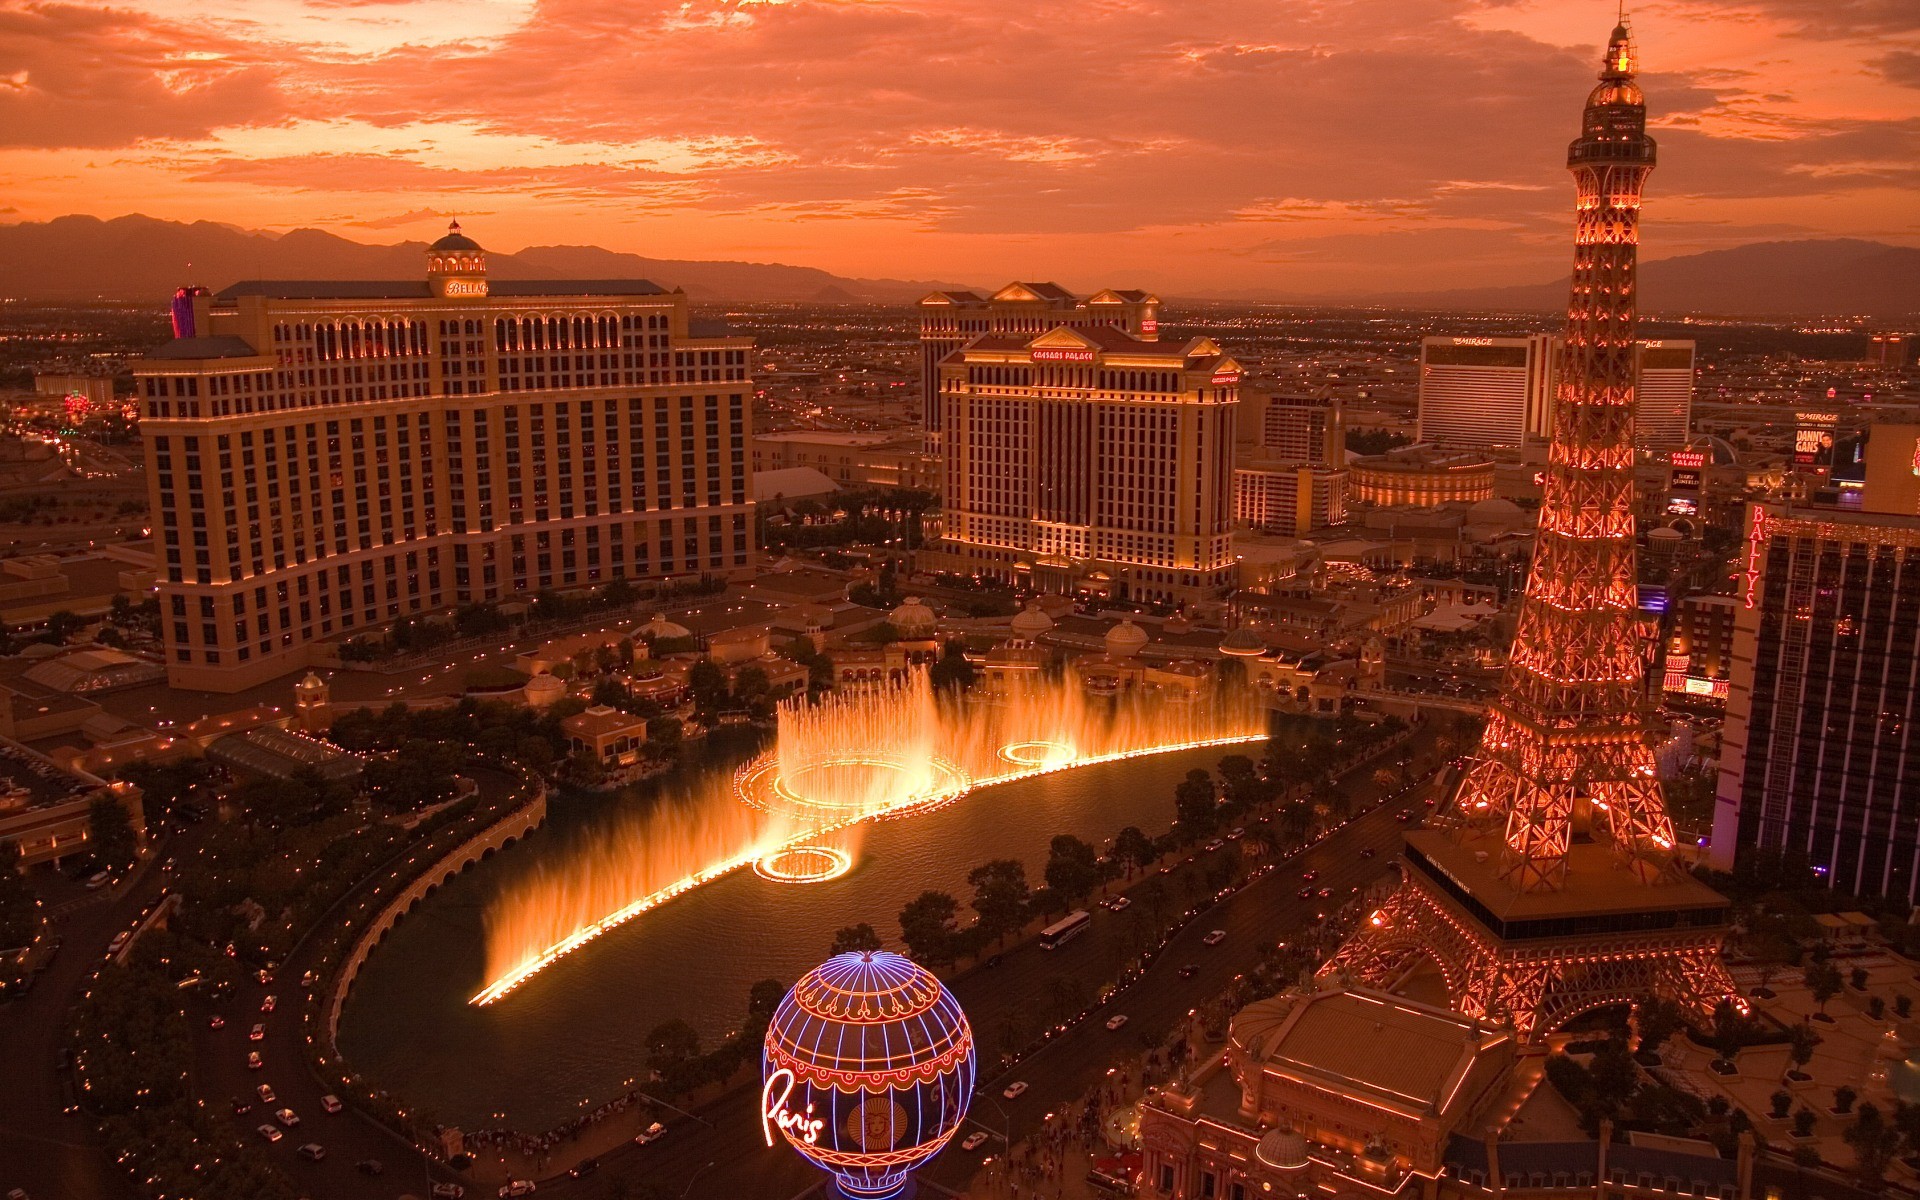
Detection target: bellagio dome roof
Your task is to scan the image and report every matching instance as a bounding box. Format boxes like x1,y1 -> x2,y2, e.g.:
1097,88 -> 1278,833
1010,601 -> 1054,641
1105,619 -> 1148,658
1255,1127 -> 1310,1171
429,220 -> 483,253
1219,627 -> 1266,658
889,596 -> 937,638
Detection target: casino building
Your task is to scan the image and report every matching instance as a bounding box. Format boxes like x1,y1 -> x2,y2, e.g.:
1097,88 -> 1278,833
134,223 -> 755,692
917,283 -> 1158,443
919,324 -> 1240,606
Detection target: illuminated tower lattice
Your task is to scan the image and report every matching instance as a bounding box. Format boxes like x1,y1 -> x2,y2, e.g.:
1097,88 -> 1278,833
1322,25 -> 1738,1039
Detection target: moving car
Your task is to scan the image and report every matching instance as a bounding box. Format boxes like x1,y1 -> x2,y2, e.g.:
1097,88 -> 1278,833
634,1122 -> 665,1145
1301,870 -> 1319,882
260,995 -> 277,1012
230,1097 -> 252,1115
274,1107 -> 300,1128
1002,1081 -> 1029,1100
297,1143 -> 325,1162
1202,929 -> 1227,947
1105,1014 -> 1130,1031
430,1186 -> 467,1199
246,1052 -> 263,1070
249,1024 -> 266,1042
256,1084 -> 275,1104
961,1131 -> 990,1151
1178,964 -> 1200,979
568,1159 -> 598,1179
1107,896 -> 1131,912
1316,887 -> 1333,899
355,1159 -> 383,1176
207,1015 -> 225,1030
1359,848 -> 1376,859
257,1125 -> 282,1143
498,1182 -> 537,1197
319,1094 -> 343,1114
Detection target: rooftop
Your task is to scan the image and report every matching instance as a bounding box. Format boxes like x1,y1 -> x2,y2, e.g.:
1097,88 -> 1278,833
213,279 -> 667,300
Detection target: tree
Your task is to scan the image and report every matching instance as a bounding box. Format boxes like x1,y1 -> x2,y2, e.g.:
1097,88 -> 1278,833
898,891 -> 960,965
0,839 -> 34,951
1711,999 -> 1748,1067
1044,835 -> 1102,906
928,641 -> 977,693
688,659 -> 729,712
645,715 -> 684,754
742,978 -> 788,1045
1633,996 -> 1686,1060
1805,961 -> 1843,1016
830,923 -> 882,956
645,1019 -> 702,1082
87,794 -> 138,871
1174,770 -> 1217,840
1845,1103 -> 1900,1185
1793,1108 -> 1818,1139
1786,1021 -> 1821,1080
1835,1084 -> 1858,1115
1111,826 -> 1157,878
967,859 -> 1031,945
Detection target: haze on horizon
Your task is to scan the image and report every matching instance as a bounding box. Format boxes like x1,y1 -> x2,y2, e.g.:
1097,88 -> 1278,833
1,0 -> 1915,297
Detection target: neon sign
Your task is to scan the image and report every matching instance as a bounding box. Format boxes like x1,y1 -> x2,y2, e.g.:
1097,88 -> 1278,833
1031,349 -> 1094,362
1449,337 -> 1495,346
442,279 -> 488,298
1741,508 -> 1767,610
761,1069 -> 825,1148
1211,371 -> 1241,385
1669,450 -> 1705,469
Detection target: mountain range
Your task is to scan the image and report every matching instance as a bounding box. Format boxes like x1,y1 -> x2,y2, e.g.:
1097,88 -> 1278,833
0,215 -> 973,305
1365,238 -> 1920,318
0,215 -> 1914,317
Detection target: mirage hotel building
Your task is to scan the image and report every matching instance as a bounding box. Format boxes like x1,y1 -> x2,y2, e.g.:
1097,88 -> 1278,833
135,224 -> 753,692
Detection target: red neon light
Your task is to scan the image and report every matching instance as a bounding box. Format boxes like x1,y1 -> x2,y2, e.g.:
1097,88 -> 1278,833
1741,508 -> 1767,610
1031,349 -> 1095,362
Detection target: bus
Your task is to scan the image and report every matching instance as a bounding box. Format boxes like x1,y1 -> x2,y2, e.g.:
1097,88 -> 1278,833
1038,910 -> 1091,950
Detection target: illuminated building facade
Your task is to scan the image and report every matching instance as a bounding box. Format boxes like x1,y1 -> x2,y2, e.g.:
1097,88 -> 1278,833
1251,392 -> 1342,464
1417,335 -> 1558,449
134,223 -> 754,692
1867,332 -> 1913,367
1324,25 -> 1737,1038
1634,341 -> 1694,452
1661,593 -> 1735,703
1861,423 -> 1920,517
1349,448 -> 1494,507
1711,502 -> 1920,900
1234,462 -> 1348,535
922,325 -> 1240,605
917,283 -> 1158,442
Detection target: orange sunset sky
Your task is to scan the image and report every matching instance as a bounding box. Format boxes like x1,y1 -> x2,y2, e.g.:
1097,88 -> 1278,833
2,0 -> 1916,295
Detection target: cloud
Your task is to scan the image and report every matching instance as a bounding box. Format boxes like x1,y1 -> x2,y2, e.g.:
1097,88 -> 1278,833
0,0 -> 1914,291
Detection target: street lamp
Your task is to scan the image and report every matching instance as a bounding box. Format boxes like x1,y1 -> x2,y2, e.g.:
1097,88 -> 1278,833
680,1160 -> 717,1198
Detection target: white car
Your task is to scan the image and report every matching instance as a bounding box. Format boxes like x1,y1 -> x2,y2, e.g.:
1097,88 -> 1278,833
319,1094 -> 343,1114
297,1143 -> 325,1162
257,1124 -> 282,1143
498,1182 -> 537,1198
1106,1014 -> 1130,1031
275,1107 -> 300,1128
431,1186 -> 467,1200
1202,929 -> 1227,946
961,1131 -> 989,1151
634,1122 -> 665,1145
1002,1081 -> 1029,1100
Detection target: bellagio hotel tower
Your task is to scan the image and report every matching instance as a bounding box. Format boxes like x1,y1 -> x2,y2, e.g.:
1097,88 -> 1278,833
134,224 -> 753,692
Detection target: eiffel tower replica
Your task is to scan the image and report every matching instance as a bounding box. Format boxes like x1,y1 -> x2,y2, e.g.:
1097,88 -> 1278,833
1322,23 -> 1738,1039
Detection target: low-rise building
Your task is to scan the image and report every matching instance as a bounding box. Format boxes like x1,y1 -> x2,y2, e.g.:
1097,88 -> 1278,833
1351,448 -> 1496,507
